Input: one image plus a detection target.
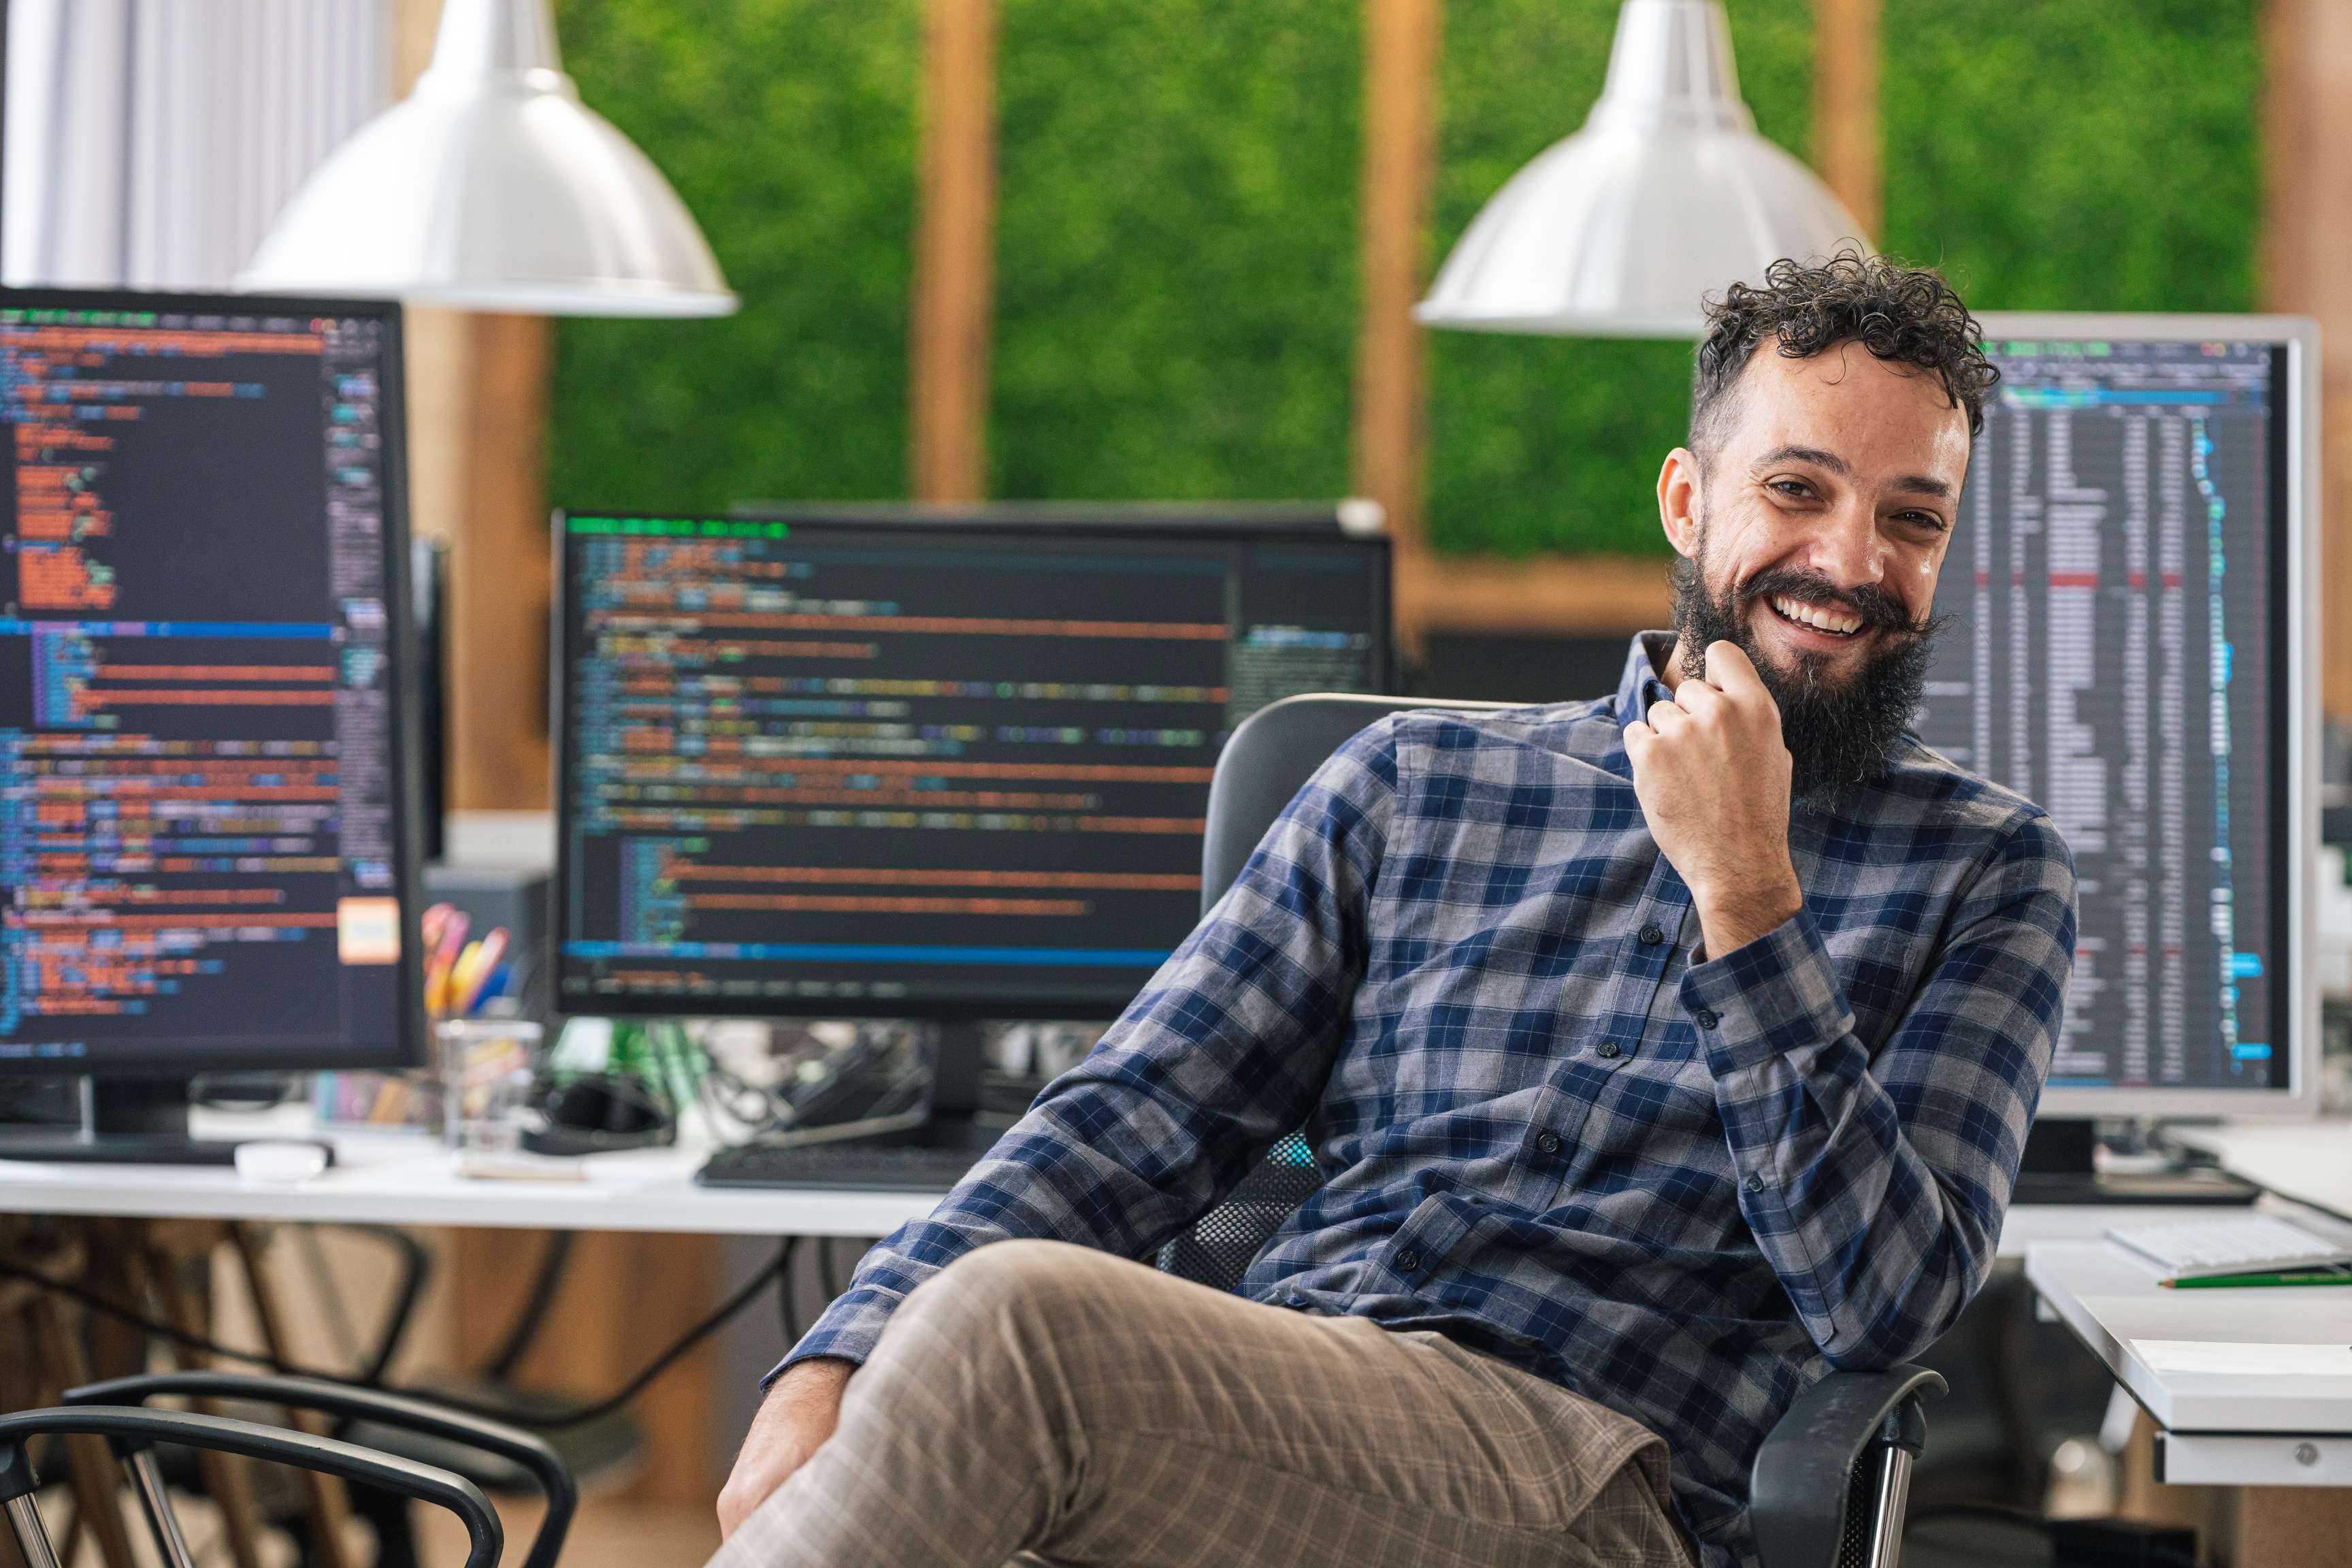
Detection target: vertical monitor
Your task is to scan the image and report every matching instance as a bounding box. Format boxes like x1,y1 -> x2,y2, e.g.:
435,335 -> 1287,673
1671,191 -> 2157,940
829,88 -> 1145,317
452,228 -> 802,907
1914,316 -> 2316,1113
555,510 -> 1392,1017
0,291 -> 421,1074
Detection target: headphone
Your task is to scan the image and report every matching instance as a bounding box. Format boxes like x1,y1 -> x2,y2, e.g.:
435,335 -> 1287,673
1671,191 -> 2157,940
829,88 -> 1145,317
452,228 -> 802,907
519,1071 -> 676,1156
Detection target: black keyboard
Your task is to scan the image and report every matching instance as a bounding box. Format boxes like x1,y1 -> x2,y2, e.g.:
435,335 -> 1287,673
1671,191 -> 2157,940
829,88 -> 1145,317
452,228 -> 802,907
697,1139 -> 982,1192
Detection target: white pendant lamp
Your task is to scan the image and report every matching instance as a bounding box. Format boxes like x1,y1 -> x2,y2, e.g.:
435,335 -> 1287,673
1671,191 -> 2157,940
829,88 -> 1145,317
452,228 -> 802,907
238,0 -> 736,316
1416,0 -> 1864,339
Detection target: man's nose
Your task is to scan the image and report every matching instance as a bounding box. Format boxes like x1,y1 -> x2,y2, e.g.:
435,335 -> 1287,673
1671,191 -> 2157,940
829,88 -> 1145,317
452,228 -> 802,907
1807,502 -> 1886,593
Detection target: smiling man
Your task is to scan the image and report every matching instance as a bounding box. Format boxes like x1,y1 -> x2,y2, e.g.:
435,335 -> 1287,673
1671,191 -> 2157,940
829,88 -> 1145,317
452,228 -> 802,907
710,254 -> 2078,1568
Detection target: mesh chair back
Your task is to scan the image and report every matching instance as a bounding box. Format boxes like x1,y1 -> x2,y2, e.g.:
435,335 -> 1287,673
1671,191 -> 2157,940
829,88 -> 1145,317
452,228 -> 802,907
1156,1132 -> 1324,1290
1160,695 -> 1514,1290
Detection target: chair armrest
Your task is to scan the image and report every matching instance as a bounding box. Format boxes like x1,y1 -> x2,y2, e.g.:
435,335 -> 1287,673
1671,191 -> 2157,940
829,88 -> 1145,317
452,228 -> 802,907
0,1405 -> 502,1568
1749,1365 -> 1944,1568
65,1373 -> 571,1568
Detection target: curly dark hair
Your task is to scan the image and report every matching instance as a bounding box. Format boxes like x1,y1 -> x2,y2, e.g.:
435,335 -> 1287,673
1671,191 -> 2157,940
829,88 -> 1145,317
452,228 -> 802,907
1690,250 -> 1997,464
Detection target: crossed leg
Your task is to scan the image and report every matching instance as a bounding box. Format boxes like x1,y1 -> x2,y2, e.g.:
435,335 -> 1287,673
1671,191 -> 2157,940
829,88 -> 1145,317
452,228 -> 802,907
711,1240 -> 1690,1568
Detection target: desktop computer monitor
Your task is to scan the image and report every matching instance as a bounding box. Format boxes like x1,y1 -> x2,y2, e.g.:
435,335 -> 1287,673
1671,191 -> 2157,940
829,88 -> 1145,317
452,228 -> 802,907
1916,314 -> 2320,1123
0,289 -> 425,1156
552,506 -> 1392,1058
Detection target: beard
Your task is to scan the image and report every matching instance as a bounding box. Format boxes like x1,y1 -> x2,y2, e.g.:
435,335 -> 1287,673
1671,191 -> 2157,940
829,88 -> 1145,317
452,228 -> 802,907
1669,544 -> 1945,806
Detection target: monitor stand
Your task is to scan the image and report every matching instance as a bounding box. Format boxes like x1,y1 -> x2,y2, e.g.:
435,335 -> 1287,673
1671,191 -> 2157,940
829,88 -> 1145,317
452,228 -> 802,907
867,1019 -> 998,1154
0,1077 -> 253,1165
2010,1117 -> 2257,1206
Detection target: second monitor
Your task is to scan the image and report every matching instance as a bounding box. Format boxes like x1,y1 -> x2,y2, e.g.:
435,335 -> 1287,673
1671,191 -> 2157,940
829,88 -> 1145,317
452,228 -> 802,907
554,507 -> 1392,1019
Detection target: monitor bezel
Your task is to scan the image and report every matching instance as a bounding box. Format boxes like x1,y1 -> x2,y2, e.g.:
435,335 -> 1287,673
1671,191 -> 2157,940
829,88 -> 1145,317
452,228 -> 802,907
547,504 -> 1396,1022
0,286 -> 429,1077
1974,311 -> 2320,1120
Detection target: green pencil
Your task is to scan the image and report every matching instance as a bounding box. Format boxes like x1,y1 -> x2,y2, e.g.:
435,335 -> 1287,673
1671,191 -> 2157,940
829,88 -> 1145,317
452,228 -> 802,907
2166,1264 -> 2352,1289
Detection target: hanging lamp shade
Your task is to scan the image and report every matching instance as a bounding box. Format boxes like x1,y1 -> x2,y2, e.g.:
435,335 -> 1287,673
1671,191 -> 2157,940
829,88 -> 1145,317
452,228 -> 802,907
238,0 -> 736,316
1416,0 -> 1864,339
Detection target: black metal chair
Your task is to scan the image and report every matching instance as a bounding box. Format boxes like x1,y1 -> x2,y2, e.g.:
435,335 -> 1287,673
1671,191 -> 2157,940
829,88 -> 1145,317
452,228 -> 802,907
1,1373 -> 574,1568
1155,693 -> 1943,1568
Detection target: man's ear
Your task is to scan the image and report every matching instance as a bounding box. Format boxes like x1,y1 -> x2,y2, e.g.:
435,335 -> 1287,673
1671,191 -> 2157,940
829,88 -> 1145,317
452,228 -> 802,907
1657,447 -> 1704,560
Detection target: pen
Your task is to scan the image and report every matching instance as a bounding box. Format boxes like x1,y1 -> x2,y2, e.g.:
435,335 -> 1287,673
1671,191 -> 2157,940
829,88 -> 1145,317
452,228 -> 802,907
2165,1265 -> 2352,1289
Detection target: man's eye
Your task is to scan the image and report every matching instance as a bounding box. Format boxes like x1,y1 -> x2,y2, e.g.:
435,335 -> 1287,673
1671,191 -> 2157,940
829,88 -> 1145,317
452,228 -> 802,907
1897,510 -> 1950,532
1769,480 -> 1811,499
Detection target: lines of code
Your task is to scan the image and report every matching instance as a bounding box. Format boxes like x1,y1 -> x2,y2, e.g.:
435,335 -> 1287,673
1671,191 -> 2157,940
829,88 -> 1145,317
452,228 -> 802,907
559,520 -> 1386,1013
0,304 -> 408,1065
1916,339 -> 2283,1090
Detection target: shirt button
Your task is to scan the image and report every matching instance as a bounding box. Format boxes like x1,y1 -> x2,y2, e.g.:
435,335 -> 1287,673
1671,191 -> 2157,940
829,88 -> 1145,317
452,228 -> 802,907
1638,921 -> 1665,945
1395,1249 -> 1421,1272
1535,1132 -> 1563,1156
1743,1174 -> 1765,1195
1695,1009 -> 1720,1030
1596,1040 -> 1622,1060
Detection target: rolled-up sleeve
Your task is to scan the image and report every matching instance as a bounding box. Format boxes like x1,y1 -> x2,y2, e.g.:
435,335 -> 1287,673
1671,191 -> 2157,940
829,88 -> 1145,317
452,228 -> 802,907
772,719 -> 1402,1379
1682,811 -> 2076,1367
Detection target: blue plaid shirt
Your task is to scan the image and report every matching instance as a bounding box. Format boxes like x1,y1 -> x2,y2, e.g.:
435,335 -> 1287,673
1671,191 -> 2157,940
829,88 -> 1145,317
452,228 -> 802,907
782,634 -> 2076,1567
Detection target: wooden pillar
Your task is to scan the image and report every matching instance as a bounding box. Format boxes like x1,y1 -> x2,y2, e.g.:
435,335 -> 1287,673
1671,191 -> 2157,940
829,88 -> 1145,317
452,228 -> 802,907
910,0 -> 998,504
1354,0 -> 1443,655
394,0 -> 553,807
1811,0 -> 1882,242
2261,0 -> 2352,720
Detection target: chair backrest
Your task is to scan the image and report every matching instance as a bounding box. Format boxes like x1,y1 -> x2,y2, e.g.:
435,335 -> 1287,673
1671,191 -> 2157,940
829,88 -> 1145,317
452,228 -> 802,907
1198,693 -> 1517,917
1160,693 -> 1514,1290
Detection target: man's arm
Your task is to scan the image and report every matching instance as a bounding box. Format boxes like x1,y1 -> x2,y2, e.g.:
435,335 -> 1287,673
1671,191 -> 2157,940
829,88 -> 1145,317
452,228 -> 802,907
1682,816 -> 2072,1366
716,719 -> 1401,1532
1627,639 -> 2074,1367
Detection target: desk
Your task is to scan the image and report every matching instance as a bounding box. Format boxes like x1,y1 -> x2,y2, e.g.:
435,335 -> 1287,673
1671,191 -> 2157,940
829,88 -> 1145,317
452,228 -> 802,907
0,1102 -> 2170,1252
0,1109 -> 932,1238
2029,1200 -> 2352,1567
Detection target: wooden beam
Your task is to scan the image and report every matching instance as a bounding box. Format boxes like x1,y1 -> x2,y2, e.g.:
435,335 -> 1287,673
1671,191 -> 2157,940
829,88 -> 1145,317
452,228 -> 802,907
2261,0 -> 2352,719
911,0 -> 998,504
1810,0 -> 1882,242
1356,0 -> 1444,651
403,306 -> 553,811
393,0 -> 554,808
1399,553 -> 1675,640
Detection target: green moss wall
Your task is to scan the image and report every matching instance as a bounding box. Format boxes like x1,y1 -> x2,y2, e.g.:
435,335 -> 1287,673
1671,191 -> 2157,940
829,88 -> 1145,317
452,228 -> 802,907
549,0 -> 2263,555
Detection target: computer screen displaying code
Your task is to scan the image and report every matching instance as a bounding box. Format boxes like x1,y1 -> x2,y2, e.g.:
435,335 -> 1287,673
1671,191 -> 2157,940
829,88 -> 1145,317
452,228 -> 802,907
0,299 -> 412,1068
1915,336 -> 2289,1090
556,515 -> 1390,1015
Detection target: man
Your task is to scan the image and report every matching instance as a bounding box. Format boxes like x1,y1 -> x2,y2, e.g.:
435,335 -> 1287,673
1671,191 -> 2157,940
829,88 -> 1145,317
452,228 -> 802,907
713,253 -> 2077,1568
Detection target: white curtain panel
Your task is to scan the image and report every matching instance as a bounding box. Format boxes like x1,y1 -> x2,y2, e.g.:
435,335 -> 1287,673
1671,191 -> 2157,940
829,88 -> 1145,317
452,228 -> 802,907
3,0 -> 391,289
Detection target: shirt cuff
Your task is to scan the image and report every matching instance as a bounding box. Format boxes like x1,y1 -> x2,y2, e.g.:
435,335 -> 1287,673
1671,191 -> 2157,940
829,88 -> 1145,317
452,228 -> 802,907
1679,905 -> 1855,1075
760,1282 -> 903,1389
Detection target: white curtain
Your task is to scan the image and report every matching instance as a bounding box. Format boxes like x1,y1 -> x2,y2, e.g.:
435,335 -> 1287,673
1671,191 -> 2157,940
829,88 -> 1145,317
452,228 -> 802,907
3,0 -> 392,289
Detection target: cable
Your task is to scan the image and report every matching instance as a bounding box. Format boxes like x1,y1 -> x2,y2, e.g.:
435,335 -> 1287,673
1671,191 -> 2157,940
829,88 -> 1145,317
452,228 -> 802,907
2146,1125 -> 2352,1228
480,1230 -> 574,1382
0,1239 -> 791,1431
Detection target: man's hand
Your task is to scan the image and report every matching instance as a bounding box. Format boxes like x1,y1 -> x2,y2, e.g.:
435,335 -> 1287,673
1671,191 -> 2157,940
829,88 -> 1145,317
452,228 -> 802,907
716,1358 -> 854,1539
1622,640 -> 1803,958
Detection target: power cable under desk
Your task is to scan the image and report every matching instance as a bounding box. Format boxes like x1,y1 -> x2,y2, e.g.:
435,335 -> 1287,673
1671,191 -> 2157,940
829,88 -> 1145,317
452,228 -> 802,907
0,1236 -> 796,1431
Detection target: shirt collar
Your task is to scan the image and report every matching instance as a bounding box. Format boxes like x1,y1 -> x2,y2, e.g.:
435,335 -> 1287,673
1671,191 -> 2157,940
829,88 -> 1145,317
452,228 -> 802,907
1612,631 -> 1679,734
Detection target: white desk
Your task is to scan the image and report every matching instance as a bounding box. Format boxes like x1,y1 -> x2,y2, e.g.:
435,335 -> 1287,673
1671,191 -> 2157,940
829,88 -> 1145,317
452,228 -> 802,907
0,1102 -> 2175,1250
2027,1232 -> 2352,1486
0,1108 -> 933,1238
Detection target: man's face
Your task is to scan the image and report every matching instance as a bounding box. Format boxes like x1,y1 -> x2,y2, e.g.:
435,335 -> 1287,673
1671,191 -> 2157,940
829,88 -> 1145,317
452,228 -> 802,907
1673,340 -> 1972,678
1657,340 -> 1974,796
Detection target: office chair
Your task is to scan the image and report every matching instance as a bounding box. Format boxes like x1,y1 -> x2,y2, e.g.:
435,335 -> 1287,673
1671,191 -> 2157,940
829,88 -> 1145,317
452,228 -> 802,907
0,1372 -> 572,1568
1156,693 -> 1943,1568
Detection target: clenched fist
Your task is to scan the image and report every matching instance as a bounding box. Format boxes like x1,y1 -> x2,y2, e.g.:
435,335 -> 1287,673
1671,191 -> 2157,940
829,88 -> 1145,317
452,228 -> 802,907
1622,640 -> 1805,959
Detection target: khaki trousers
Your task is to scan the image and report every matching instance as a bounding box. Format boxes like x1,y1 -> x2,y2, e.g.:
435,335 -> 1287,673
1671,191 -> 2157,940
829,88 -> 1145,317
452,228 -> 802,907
713,1239 -> 1693,1568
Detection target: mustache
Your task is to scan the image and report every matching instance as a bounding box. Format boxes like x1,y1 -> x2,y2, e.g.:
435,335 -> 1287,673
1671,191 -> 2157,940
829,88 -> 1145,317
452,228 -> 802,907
1737,568 -> 1937,637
